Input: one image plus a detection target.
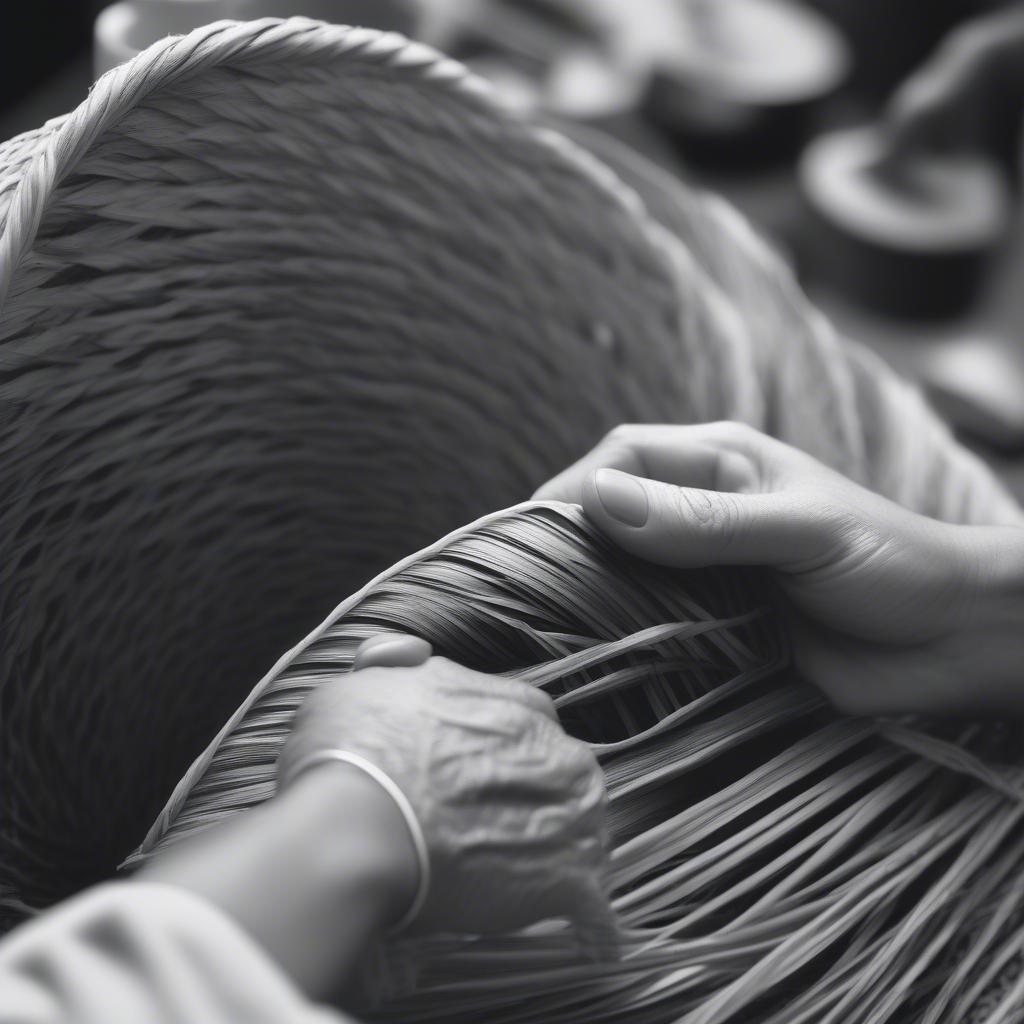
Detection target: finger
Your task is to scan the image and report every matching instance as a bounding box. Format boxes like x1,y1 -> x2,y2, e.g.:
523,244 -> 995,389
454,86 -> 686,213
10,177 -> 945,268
790,614 -> 962,717
499,679 -> 560,723
533,423 -> 769,504
427,657 -> 561,722
353,634 -> 433,671
582,468 -> 825,569
610,425 -> 763,493
475,673 -> 562,723
533,441 -> 643,503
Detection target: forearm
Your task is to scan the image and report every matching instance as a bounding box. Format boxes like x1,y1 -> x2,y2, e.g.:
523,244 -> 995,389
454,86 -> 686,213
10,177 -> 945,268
138,764 -> 417,1001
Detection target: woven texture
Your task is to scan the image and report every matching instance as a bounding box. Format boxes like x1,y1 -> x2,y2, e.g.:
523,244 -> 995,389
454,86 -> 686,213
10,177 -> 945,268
1,16 -> 1023,1020
134,503 -> 1024,1024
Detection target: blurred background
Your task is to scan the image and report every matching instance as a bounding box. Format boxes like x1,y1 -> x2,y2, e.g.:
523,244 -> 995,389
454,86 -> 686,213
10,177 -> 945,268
3,0 -> 1024,496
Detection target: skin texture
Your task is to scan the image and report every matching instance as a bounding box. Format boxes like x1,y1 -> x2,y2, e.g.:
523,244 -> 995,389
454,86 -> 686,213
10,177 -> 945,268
279,645 -> 615,949
141,635 -> 614,1004
535,421 -> 1024,716
129,415 -> 1024,1002
58,19 -> 1024,993
139,757 -> 418,1001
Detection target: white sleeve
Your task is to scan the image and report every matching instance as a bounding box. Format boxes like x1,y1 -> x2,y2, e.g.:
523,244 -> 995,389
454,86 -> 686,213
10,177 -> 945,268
0,881 -> 355,1024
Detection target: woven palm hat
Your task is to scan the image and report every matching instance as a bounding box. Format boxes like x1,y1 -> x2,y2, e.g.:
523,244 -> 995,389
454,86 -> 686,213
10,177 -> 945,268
0,16 -> 760,922
2,21 -> 1024,1022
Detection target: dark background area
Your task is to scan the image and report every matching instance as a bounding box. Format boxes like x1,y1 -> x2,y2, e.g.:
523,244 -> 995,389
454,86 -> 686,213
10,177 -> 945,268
0,0 -> 1006,113
3,0 -> 1024,499
0,2 -> 105,108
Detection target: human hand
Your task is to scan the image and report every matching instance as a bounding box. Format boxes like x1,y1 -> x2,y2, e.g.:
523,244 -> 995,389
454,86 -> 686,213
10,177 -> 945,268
883,5 -> 1024,162
535,422 -> 1024,717
278,635 -> 615,951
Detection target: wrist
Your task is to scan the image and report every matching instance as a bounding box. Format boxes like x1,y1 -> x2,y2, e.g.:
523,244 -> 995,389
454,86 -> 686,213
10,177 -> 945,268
281,763 -> 419,931
140,761 -> 419,999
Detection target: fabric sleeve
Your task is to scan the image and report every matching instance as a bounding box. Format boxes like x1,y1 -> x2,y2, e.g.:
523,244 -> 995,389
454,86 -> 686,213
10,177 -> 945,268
0,881 -> 355,1024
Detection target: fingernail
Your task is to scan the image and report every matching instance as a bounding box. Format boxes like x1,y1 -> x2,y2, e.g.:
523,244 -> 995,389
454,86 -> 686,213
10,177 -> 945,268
353,635 -> 433,671
594,469 -> 648,527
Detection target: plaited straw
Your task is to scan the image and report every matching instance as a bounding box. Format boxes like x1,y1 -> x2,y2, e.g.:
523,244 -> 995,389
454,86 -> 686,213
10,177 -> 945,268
0,17 -> 708,919
0,15 -> 1022,1023
132,502 -> 1024,1024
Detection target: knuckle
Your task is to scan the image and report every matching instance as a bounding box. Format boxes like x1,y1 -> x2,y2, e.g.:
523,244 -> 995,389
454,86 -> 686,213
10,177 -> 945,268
710,419 -> 755,440
704,420 -> 769,458
429,657 -> 483,690
501,703 -> 540,741
503,674 -> 549,705
814,497 -> 855,534
604,423 -> 639,442
507,692 -> 548,724
532,687 -> 559,718
712,493 -> 747,547
523,694 -> 558,726
601,429 -> 641,462
664,482 -> 745,544
814,500 -> 882,562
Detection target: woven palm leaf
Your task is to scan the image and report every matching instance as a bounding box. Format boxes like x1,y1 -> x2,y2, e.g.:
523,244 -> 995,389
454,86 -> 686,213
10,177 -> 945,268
133,502 -> 1024,1024
1,16 -> 1022,1023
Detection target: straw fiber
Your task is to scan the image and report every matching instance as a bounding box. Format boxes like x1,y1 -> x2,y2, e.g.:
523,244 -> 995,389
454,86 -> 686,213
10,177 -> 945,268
135,502 -> 1024,1024
1,17 -> 1022,1023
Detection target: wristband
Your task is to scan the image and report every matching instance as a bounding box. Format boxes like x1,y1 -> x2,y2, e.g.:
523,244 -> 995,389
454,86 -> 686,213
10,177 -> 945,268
282,749 -> 430,934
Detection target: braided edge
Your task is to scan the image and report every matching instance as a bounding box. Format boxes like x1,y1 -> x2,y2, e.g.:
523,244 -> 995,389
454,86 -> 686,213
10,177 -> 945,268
0,17 -> 499,310
129,499 -> 573,860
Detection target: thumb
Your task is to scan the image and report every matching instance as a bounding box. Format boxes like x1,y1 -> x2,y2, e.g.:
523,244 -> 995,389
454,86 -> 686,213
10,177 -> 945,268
582,468 -> 822,569
352,634 -> 433,671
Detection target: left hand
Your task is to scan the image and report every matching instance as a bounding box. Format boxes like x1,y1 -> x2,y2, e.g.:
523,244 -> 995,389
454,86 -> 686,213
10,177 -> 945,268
279,636 -> 616,950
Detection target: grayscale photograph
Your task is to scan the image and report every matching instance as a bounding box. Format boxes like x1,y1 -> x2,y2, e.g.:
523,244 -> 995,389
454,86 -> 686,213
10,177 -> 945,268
1,1 -> 1024,1022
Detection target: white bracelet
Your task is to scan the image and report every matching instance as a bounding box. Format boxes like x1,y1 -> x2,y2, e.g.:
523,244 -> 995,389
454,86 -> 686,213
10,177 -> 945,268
282,749 -> 430,935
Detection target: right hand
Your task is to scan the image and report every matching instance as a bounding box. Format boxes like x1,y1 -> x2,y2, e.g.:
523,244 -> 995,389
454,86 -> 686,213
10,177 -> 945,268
278,636 -> 615,951
535,422 -> 1024,717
